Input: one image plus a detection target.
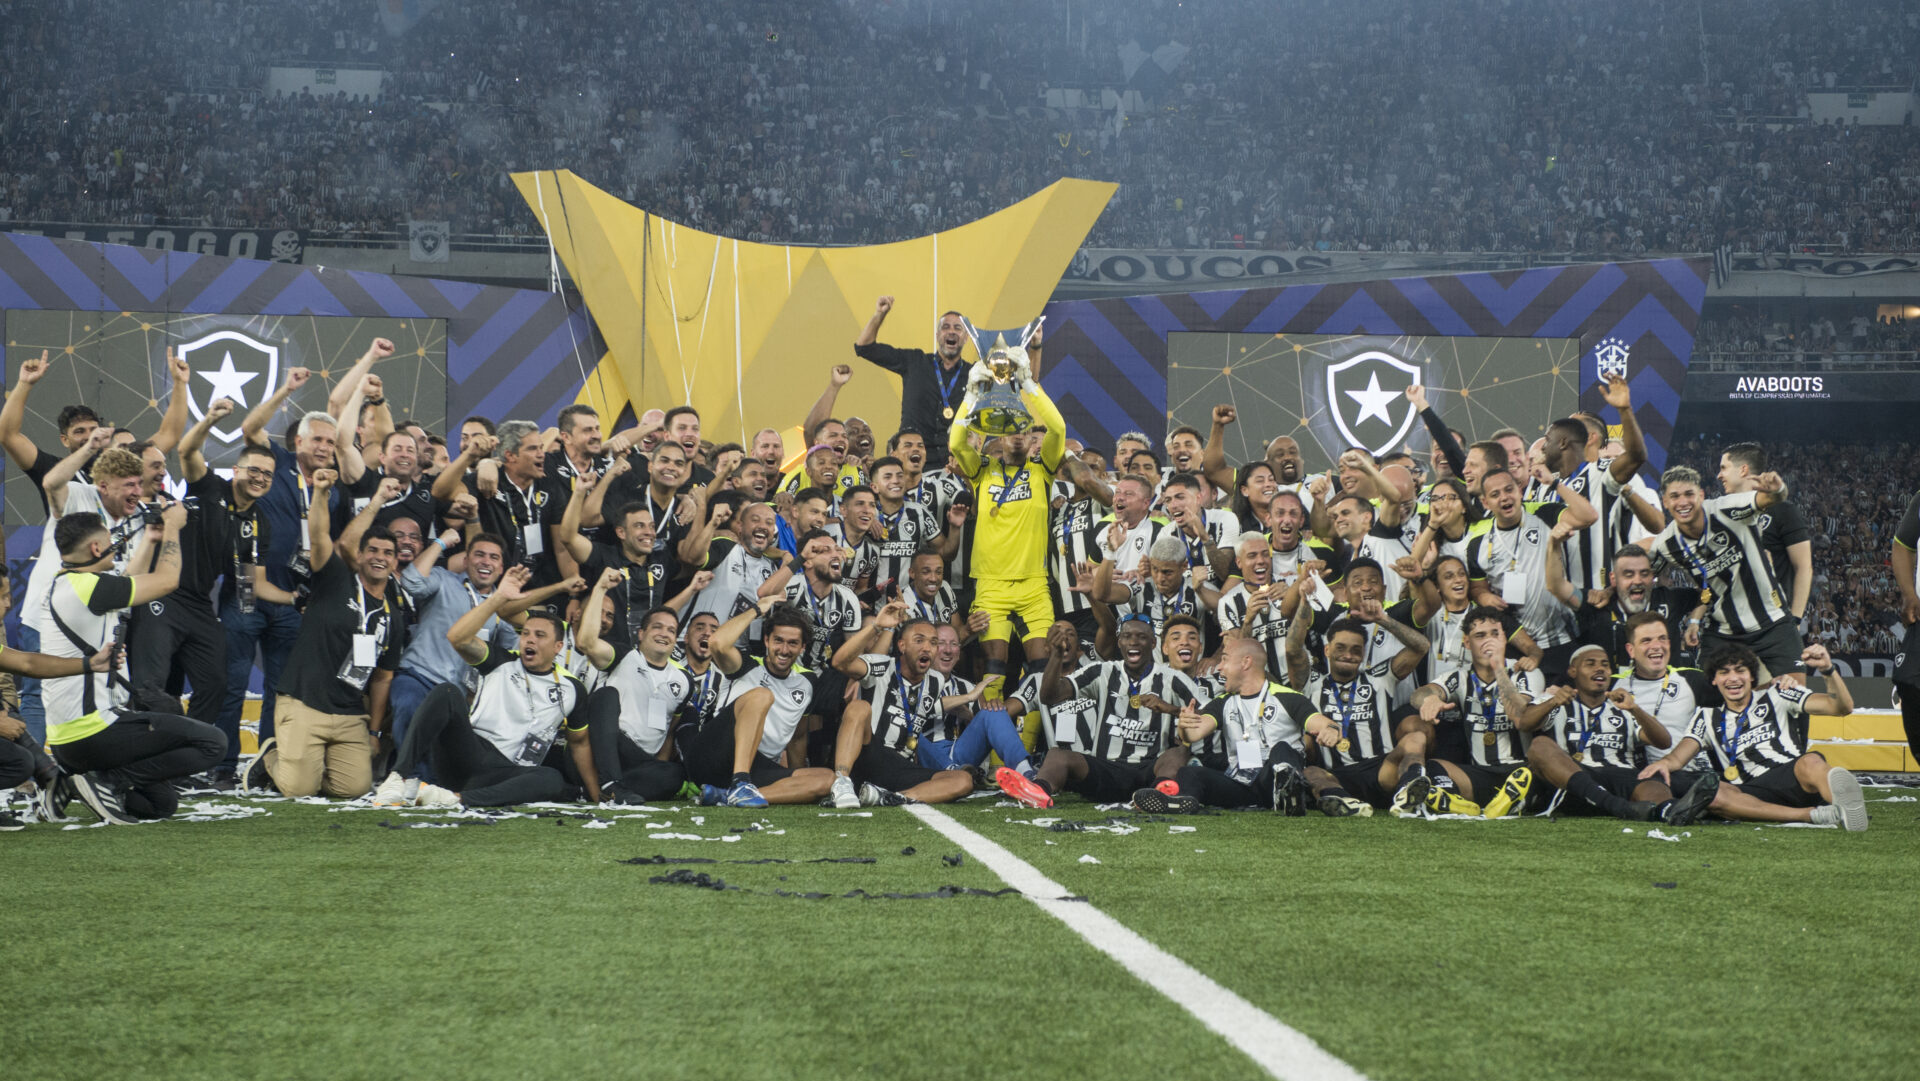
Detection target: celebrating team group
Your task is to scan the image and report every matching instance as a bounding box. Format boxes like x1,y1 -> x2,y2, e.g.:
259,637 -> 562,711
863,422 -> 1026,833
0,294 -> 1874,833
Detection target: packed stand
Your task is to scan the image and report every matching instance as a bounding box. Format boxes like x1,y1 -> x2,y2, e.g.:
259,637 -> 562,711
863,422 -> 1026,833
2,0 -> 1920,252
1693,308 -> 1920,370
2,299 -> 1907,836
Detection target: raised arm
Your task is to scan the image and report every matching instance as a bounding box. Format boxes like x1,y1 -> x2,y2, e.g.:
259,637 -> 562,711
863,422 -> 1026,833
572,568 -> 623,670
1798,643 -> 1852,716
125,502 -> 189,602
676,491 -> 726,568
558,471 -> 599,565
1599,374 -> 1647,487
830,600 -> 904,677
1354,596 -> 1429,680
855,296 -> 893,350
1544,520 -> 1581,609
179,397 -> 234,483
336,476 -> 403,572
432,432 -> 494,502
0,349 -> 50,469
802,365 -> 852,447
147,349 -> 193,455
1201,404 -> 1239,492
580,456 -> 630,530
327,337 -> 395,416
709,595 -> 778,676
1037,621 -> 1080,705
45,427 -> 113,513
1408,384 -> 1466,477
307,468 -> 339,571
331,371 -> 376,485
449,566 -> 525,664
1623,485 -> 1665,533
1550,477 -> 1598,529
1060,453 -> 1113,508
241,367 -> 311,449
1752,471 -> 1787,512
1026,382 -> 1066,469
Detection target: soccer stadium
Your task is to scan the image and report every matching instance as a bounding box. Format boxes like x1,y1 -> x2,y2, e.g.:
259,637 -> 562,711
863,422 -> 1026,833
4,3 -> 1918,1079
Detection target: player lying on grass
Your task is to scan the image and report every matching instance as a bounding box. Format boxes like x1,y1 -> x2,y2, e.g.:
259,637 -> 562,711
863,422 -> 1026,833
827,602 -> 985,807
1638,642 -> 1869,831
1515,644 -> 1720,826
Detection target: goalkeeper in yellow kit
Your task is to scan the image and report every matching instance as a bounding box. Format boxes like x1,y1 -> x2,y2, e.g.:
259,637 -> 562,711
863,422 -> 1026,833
949,377 -> 1065,699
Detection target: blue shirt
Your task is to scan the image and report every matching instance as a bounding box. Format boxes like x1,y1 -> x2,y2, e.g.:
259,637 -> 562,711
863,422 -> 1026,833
396,564 -> 514,686
256,443 -> 343,592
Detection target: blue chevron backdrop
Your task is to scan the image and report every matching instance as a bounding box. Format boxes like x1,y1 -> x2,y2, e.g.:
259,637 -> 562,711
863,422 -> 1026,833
1038,257 -> 1707,474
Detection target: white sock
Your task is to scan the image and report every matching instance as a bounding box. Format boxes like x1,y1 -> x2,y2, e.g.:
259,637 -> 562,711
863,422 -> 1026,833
401,777 -> 421,800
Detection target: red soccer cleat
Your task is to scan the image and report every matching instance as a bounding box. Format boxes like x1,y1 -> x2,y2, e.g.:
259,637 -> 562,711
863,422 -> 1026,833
996,766 -> 1052,809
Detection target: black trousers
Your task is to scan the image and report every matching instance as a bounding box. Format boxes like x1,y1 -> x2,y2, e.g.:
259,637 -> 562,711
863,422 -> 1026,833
1,731 -> 51,789
584,688 -> 685,801
51,712 -> 227,819
1700,620 -> 1805,679
127,597 -> 229,740
395,683 -> 579,807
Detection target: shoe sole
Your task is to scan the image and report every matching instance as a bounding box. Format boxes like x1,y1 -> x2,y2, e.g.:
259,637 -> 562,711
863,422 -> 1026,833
1318,795 -> 1374,818
40,776 -> 73,822
1827,768 -> 1868,832
1664,772 -> 1719,827
1390,774 -> 1432,818
1484,769 -> 1532,819
1132,788 -> 1170,813
996,769 -> 1053,809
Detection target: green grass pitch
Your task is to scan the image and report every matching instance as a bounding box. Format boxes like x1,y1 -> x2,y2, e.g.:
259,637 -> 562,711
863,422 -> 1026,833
7,794 -> 1915,1081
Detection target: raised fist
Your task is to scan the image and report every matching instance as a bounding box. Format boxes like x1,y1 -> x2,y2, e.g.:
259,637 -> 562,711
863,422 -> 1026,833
208,397 -> 236,420
830,364 -> 852,388
312,468 -> 337,491
285,367 -> 312,390
1211,404 -> 1236,426
368,337 -> 396,360
874,295 -> 895,316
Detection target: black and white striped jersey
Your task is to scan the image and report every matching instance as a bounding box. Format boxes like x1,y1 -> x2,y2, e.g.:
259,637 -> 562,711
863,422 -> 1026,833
1163,512 -> 1240,586
1117,580 -> 1209,641
1199,683 -> 1320,779
1685,683 -> 1813,783
1305,600 -> 1420,689
1268,538 -> 1345,591
914,470 -> 971,586
1050,495 -> 1108,615
1644,491 -> 1789,636
823,524 -> 882,590
1435,665 -> 1545,768
856,655 -> 946,754
1344,525 -> 1413,604
901,581 -> 959,629
555,628 -> 609,695
1216,582 -> 1291,680
1552,458 -> 1629,592
783,577 -> 864,671
602,647 -> 694,755
1009,668 -> 1097,752
1465,507 -> 1576,647
671,658 -> 732,735
928,670 -> 976,743
871,500 -> 941,592
1301,670 -> 1401,769
1539,694 -> 1642,770
1064,661 -> 1202,766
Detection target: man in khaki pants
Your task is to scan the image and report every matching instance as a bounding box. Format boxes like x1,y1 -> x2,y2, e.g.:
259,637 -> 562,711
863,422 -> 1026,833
242,470 -> 404,798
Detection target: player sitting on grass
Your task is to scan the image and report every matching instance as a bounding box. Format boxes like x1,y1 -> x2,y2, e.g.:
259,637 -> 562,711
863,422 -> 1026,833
1638,642 -> 1869,831
1413,606 -> 1545,818
826,601 -> 983,807
1286,606 -> 1439,818
568,573 -> 700,805
1131,636 -> 1334,814
1516,644 -> 1720,826
1031,615 -> 1201,805
683,597 -> 837,807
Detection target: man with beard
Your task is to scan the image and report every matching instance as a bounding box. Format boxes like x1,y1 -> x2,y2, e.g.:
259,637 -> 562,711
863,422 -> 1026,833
691,500 -> 798,651
343,427 -> 440,548
436,420 -> 560,586
685,598 -> 837,807
671,610 -> 730,740
1264,490 -> 1341,590
1161,426 -> 1207,492
1644,465 -> 1803,679
593,443 -> 711,589
827,605 -> 982,806
869,456 -> 950,591
1159,472 -> 1237,585
1095,475 -> 1167,577
1033,617 -> 1201,804
560,476 -> 705,649
827,484 -> 885,591
1547,540 -> 1705,671
749,428 -> 785,474
239,468 -> 402,800
1516,645 -> 1719,825
569,589 -> 696,804
1218,535 -> 1292,679
155,399 -> 300,785
783,528 -> 864,761
1285,613 -> 1440,817
1137,636 -> 1335,814
1088,536 -> 1219,656
1318,488 -> 1412,604
857,301 -> 1011,471
1299,560 -> 1433,696
1465,469 -> 1594,680
778,487 -> 833,559
1413,607 -> 1545,818
902,548 -> 962,633
1641,642 -> 1866,830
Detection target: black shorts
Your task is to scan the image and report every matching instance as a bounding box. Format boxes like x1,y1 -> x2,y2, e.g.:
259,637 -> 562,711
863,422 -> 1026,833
1732,762 -> 1819,808
1701,620 -> 1806,680
1326,754 -> 1395,808
852,742 -> 942,792
1452,760 -> 1526,804
1070,756 -> 1157,804
805,668 -> 849,722
683,704 -> 795,788
1553,764 -> 1645,815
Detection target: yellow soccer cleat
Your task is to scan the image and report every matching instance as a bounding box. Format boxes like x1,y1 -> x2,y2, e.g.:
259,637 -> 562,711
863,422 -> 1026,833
1425,786 -> 1481,816
1483,767 -> 1533,819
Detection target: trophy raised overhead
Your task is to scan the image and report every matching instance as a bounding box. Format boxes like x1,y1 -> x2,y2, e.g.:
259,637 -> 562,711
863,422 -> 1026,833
955,315 -> 1044,436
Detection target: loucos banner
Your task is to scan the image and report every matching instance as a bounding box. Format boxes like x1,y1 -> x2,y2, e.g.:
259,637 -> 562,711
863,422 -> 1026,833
1685,371 -> 1920,403
1,223 -> 304,262
1059,248 -> 1450,291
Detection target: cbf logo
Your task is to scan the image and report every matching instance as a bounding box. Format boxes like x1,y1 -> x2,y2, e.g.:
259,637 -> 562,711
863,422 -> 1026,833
1594,336 -> 1630,381
177,330 -> 279,444
1326,351 -> 1420,456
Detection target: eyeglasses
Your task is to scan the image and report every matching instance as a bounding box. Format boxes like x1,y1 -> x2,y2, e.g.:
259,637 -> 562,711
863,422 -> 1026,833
238,466 -> 273,479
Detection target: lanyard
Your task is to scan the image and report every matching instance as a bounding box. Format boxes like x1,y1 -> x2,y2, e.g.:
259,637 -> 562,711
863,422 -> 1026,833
350,579 -> 388,638
800,579 -> 832,628
1571,699 -> 1601,754
1058,499 -> 1080,557
1435,607 -> 1461,663
913,589 -> 941,623
991,463 -> 1030,516
1327,678 -> 1357,734
878,504 -> 903,540
507,478 -> 537,529
1719,699 -> 1753,754
1497,523 -> 1522,571
895,669 -> 927,731
936,361 -> 966,407
1180,524 -> 1207,568
1674,529 -> 1715,586
515,661 -> 563,718
1236,687 -> 1272,741
1468,670 -> 1501,719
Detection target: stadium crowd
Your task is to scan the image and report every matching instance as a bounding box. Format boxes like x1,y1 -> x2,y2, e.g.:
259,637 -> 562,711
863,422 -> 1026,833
0,299 -> 1902,835
1693,308 -> 1920,368
2,0 -> 1919,252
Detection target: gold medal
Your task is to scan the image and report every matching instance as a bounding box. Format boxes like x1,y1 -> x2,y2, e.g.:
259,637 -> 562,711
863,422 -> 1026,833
989,503 -> 1001,518
942,406 -> 955,420
1483,732 -> 1498,747
1723,765 -> 1740,782
1336,738 -> 1351,754
1571,751 -> 1585,763
1129,694 -> 1144,709
1699,589 -> 1713,605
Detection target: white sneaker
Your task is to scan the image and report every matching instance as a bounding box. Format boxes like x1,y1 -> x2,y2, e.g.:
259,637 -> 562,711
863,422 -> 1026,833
415,783 -> 461,808
829,774 -> 860,809
1826,767 -> 1868,832
370,773 -> 413,807
858,782 -> 907,807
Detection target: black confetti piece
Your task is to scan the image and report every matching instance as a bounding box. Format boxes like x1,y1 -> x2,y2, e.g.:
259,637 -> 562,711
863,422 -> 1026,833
941,853 -> 964,867
1653,882 -> 1677,889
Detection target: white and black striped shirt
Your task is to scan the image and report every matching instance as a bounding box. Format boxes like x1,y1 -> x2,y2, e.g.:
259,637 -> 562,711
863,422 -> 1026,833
1685,684 -> 1812,782
1050,496 -> 1107,614
1644,491 -> 1789,636
1301,670 -> 1400,768
871,500 -> 941,592
902,581 -> 959,629
1553,458 -> 1628,592
1065,661 -> 1202,766
1118,580 -> 1208,641
1010,668 -> 1096,752
783,577 -> 864,672
1465,508 -> 1576,648
1436,664 -> 1545,768
1216,581 -> 1291,680
1538,694 -> 1641,770
857,654 -> 945,754
824,525 -> 882,591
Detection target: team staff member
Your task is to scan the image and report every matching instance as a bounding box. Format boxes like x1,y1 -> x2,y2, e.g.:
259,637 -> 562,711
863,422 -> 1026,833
241,470 -> 403,800
947,371 -> 1066,699
42,505 -> 223,825
855,296 -> 1042,470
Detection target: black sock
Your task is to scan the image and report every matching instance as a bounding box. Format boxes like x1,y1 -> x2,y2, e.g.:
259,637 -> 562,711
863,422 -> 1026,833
1652,800 -> 1674,822
1565,770 -> 1637,819
1400,760 -> 1427,782
1035,778 -> 1055,795
732,772 -> 753,788
1322,785 -> 1355,802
